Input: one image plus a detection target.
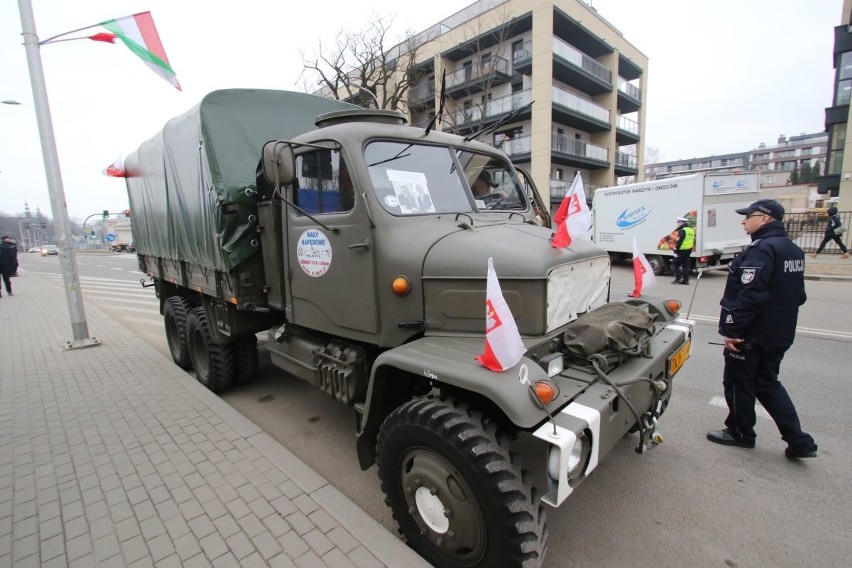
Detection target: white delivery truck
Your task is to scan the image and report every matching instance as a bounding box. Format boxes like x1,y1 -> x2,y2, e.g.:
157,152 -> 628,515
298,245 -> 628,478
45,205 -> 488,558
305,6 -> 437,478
592,172 -> 759,274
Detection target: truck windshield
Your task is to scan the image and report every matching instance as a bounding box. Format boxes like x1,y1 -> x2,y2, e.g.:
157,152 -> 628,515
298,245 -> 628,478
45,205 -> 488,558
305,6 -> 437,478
365,141 -> 526,215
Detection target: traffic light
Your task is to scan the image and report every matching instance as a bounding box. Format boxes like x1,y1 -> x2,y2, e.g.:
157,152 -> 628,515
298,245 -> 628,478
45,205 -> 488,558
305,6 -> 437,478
124,209 -> 131,217
102,209 -> 109,219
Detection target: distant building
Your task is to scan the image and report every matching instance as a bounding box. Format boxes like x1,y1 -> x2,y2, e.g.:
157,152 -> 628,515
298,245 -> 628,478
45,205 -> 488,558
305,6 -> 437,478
818,0 -> 852,210
645,132 -> 827,189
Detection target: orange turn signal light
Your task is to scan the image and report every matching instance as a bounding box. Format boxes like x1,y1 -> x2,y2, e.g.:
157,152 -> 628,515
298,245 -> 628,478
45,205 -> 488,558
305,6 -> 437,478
392,276 -> 411,296
533,381 -> 558,406
665,299 -> 681,315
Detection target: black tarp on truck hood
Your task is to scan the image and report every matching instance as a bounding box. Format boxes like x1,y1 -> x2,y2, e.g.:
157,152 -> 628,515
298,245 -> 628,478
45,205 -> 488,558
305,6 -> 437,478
124,89 -> 356,271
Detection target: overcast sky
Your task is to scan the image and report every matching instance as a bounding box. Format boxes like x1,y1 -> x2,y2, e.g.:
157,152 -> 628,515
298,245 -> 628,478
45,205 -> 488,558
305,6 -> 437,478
0,0 -> 841,220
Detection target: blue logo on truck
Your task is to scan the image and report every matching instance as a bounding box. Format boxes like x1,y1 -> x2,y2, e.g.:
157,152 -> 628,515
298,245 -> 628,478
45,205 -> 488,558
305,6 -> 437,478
616,206 -> 652,229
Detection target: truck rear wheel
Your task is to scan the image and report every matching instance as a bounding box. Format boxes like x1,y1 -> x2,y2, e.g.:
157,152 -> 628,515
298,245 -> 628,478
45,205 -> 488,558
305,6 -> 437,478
164,297 -> 193,370
186,307 -> 235,393
235,335 -> 259,384
376,397 -> 547,568
647,254 -> 666,275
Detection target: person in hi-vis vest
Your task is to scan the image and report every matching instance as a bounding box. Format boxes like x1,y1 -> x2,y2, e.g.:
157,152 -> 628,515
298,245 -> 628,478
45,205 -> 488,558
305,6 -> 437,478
671,217 -> 694,285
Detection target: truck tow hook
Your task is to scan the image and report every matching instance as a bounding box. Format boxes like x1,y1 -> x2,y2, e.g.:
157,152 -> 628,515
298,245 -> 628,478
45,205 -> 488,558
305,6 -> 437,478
637,413 -> 663,453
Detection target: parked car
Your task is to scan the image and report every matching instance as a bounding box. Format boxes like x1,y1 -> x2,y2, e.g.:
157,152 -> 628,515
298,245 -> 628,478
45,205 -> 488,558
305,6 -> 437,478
40,245 -> 59,256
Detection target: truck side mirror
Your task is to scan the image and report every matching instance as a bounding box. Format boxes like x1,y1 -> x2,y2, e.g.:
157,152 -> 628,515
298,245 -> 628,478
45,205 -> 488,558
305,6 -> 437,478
261,141 -> 296,186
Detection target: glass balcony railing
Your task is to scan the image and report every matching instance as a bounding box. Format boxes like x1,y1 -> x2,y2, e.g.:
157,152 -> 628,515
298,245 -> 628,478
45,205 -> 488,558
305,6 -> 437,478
552,133 -> 608,162
552,37 -> 612,85
552,85 -> 610,124
454,89 -> 532,126
617,114 -> 639,135
616,151 -> 638,169
410,79 -> 435,104
513,41 -> 532,68
491,134 -> 531,156
618,77 -> 641,100
446,56 -> 511,90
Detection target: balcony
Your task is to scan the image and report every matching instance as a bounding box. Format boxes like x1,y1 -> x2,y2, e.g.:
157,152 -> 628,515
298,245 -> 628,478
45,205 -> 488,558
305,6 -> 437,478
617,78 -> 641,113
551,85 -> 610,132
410,78 -> 435,108
552,36 -> 612,96
491,134 -> 532,159
616,114 -> 640,144
614,151 -> 639,176
513,41 -> 532,75
552,133 -> 608,170
445,56 -> 512,98
452,89 -> 532,133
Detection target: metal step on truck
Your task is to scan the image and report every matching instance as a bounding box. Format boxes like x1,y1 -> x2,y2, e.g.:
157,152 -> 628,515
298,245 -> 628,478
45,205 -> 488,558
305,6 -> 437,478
124,88 -> 694,568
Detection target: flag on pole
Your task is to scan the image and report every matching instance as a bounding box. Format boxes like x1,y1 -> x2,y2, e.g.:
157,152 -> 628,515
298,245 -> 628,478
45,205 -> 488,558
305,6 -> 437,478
551,173 -> 592,248
476,258 -> 526,372
102,158 -> 126,178
628,235 -> 657,297
99,12 -> 181,90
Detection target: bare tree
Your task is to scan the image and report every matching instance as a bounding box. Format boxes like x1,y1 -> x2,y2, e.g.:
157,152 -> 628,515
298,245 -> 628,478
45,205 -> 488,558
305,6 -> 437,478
300,14 -> 430,113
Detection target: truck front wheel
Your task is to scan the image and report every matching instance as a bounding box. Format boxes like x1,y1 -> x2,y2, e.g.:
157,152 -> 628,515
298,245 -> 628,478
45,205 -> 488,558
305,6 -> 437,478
164,297 -> 193,370
376,397 -> 547,568
186,307 -> 235,393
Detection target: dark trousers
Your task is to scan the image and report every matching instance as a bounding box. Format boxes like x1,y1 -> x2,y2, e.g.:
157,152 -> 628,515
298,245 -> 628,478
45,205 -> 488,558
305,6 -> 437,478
815,234 -> 848,254
672,250 -> 691,282
0,271 -> 11,294
722,345 -> 815,451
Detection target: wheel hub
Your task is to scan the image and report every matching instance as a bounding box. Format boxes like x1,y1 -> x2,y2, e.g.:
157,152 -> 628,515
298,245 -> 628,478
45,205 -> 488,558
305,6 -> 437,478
400,447 -> 486,565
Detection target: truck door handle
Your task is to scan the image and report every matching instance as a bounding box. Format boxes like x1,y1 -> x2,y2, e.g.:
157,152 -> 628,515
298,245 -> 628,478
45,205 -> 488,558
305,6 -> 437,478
349,239 -> 370,251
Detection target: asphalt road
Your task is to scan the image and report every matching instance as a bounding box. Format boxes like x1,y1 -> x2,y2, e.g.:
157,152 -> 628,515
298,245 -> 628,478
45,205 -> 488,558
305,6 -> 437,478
25,251 -> 852,568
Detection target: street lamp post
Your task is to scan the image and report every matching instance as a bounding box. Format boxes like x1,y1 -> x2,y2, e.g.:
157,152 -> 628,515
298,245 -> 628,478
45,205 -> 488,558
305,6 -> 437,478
16,0 -> 99,349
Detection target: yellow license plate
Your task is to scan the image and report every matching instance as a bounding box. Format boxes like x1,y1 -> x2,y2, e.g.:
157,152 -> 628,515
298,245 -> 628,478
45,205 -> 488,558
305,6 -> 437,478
667,339 -> 691,378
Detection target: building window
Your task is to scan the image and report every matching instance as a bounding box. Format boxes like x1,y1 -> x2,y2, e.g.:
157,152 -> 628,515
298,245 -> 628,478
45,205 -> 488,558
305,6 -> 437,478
836,79 -> 852,106
827,123 -> 846,175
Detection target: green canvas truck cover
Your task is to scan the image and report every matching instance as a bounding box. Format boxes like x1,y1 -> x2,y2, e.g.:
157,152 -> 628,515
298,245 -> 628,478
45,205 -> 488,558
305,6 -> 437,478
124,89 -> 356,272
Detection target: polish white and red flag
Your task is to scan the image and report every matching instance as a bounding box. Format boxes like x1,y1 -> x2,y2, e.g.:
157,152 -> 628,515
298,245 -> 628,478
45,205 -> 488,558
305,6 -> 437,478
102,158 -> 126,177
476,258 -> 526,372
551,173 -> 592,248
628,235 -> 657,297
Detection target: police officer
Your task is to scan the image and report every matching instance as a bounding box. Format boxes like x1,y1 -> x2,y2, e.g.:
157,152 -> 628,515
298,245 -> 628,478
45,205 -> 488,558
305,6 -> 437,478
671,216 -> 694,285
707,199 -> 818,459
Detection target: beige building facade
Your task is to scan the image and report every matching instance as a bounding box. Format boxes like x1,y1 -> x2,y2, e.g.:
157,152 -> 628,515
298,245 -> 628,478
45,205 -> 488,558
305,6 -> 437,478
400,0 -> 647,205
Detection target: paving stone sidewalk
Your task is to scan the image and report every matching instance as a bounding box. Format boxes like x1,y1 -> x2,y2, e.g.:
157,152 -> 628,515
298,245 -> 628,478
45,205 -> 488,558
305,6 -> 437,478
0,270 -> 429,568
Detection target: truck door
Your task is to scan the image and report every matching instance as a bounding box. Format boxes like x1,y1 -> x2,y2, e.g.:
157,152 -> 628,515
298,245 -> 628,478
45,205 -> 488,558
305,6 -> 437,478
284,148 -> 378,337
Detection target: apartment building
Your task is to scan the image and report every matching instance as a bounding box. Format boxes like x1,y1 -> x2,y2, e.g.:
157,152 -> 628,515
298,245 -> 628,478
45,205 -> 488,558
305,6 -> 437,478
336,0 -> 647,205
646,132 -> 828,187
819,0 -> 852,210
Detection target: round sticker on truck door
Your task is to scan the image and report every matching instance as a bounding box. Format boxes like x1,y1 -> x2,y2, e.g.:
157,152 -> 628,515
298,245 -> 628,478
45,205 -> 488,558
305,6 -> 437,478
296,229 -> 332,277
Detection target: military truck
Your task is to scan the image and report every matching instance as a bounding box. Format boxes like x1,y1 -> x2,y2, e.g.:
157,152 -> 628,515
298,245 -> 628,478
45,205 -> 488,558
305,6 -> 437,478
124,89 -> 693,568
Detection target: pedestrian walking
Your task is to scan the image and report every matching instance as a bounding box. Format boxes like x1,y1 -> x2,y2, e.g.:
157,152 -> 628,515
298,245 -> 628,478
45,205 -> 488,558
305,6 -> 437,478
707,199 -> 818,459
808,206 -> 848,258
0,235 -> 18,297
670,216 -> 694,285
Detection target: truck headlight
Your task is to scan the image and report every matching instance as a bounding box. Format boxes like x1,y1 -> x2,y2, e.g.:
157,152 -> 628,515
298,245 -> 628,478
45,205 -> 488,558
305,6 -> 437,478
547,432 -> 590,483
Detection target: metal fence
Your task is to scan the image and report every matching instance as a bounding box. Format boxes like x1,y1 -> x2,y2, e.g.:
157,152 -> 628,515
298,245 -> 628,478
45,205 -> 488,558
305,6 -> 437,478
783,211 -> 851,254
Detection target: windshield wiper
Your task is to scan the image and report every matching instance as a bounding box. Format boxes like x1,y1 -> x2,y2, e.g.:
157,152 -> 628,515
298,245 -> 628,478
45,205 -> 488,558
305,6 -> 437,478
367,143 -> 413,168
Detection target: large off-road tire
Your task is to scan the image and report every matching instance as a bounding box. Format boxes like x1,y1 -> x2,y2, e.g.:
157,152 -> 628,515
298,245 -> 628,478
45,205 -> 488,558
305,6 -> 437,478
376,397 -> 547,568
163,297 -> 193,370
234,335 -> 259,384
186,307 -> 236,393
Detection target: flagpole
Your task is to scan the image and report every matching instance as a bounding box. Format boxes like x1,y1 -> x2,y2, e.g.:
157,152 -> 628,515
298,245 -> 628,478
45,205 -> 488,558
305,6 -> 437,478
16,0 -> 101,350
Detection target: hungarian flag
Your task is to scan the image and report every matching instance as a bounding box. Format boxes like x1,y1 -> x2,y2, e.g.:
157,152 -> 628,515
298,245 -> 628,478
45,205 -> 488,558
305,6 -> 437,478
102,158 -> 126,177
99,12 -> 181,91
551,173 -> 592,248
476,258 -> 526,372
628,235 -> 657,297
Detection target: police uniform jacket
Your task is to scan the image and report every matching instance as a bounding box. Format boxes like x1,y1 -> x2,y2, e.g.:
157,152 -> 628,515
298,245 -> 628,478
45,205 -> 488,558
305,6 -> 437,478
718,221 -> 806,347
